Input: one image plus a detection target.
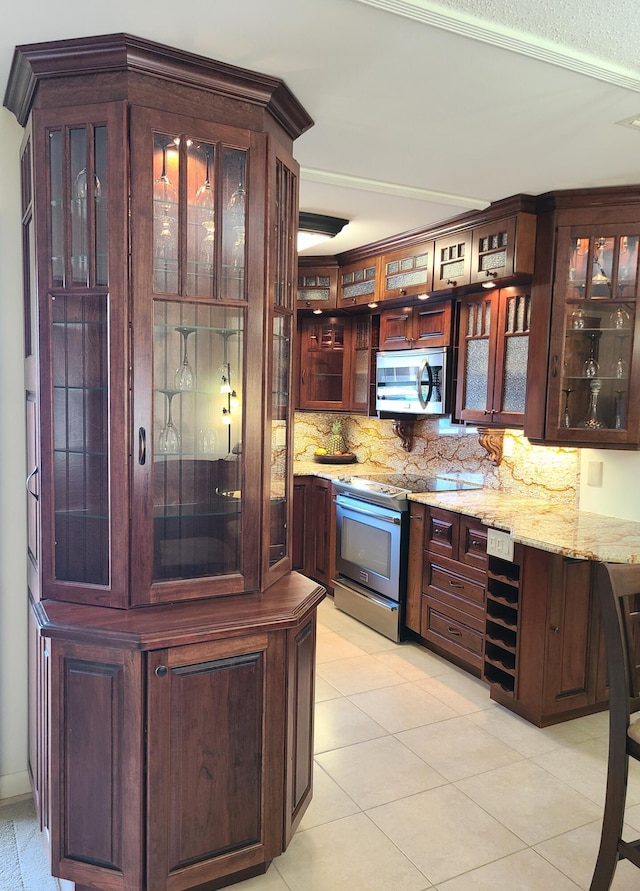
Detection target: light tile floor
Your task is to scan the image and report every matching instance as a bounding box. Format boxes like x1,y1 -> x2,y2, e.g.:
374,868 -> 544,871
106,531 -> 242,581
234,596 -> 640,891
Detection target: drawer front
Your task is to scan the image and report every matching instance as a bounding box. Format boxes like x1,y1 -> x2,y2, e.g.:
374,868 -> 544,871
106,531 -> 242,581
426,562 -> 485,613
422,596 -> 484,670
459,516 -> 488,571
425,508 -> 458,559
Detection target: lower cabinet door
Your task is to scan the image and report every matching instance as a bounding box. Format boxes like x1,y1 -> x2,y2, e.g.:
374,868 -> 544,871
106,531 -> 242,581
285,615 -> 316,844
422,595 -> 484,672
49,640 -> 144,891
146,632 -> 285,891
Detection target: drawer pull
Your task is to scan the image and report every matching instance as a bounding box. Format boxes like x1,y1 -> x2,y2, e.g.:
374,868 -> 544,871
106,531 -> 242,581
447,625 -> 462,637
448,580 -> 464,589
471,539 -> 482,548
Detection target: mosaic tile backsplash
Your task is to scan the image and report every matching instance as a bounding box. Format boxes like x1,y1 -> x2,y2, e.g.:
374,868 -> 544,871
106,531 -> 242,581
294,412 -> 579,507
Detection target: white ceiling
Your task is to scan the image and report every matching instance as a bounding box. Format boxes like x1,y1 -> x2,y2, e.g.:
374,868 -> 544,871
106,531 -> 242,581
3,0 -> 640,256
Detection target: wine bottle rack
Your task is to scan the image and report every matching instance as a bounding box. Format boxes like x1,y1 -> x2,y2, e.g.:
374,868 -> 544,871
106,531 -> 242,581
483,554 -> 521,696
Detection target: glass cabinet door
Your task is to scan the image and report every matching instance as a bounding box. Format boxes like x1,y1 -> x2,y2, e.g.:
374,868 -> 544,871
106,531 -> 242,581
547,228 -> 639,442
39,104 -> 129,606
152,303 -> 243,582
131,109 -> 256,603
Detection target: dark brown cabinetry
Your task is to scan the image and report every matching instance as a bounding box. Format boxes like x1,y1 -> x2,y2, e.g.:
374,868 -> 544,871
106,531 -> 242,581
378,242 -> 434,302
420,507 -> 488,674
298,316 -> 353,410
379,301 -> 452,351
470,214 -> 537,287
338,256 -> 380,309
456,286 -> 531,426
297,258 -> 339,311
526,188 -> 640,447
487,547 -> 606,726
7,34 -> 323,891
43,582 -> 321,891
298,314 -> 377,413
293,475 -> 336,593
433,231 -> 472,292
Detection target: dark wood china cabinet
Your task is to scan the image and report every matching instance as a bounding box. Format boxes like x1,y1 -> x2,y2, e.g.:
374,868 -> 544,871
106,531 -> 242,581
5,33 -> 324,891
526,187 -> 640,447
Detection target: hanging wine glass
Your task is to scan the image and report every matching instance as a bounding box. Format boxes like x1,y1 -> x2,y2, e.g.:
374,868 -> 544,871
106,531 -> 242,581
195,146 -> 215,265
582,333 -> 600,378
158,390 -> 181,453
174,326 -> 196,390
561,388 -> 573,428
153,139 -> 178,288
228,183 -> 246,269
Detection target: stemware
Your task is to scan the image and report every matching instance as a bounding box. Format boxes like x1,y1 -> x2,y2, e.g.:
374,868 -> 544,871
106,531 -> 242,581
157,389 -> 181,453
582,333 -> 600,378
195,146 -> 215,265
153,140 -> 178,286
174,326 -> 196,390
561,388 -> 573,428
609,305 -> 631,330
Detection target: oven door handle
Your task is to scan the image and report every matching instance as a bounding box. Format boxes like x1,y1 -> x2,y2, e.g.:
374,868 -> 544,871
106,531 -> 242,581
416,356 -> 434,409
335,498 -> 402,525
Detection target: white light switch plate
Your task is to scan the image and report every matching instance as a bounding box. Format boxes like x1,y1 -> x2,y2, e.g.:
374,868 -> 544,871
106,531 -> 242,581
487,528 -> 515,561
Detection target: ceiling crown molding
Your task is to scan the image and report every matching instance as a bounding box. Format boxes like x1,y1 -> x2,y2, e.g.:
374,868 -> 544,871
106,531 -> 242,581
300,166 -> 489,210
352,0 -> 640,93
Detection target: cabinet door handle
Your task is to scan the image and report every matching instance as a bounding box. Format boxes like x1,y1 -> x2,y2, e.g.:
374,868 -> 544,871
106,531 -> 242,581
138,427 -> 146,465
25,466 -> 39,501
552,354 -> 559,378
447,625 -> 462,637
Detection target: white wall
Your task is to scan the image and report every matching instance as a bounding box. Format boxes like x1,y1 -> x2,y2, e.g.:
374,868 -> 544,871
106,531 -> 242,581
579,448 -> 640,521
0,106 -> 30,798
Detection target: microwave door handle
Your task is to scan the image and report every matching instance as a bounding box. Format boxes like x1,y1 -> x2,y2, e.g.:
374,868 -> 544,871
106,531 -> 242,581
416,357 -> 434,409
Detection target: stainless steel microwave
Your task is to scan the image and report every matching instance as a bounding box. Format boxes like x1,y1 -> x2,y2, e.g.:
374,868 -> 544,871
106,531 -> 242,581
375,347 -> 449,416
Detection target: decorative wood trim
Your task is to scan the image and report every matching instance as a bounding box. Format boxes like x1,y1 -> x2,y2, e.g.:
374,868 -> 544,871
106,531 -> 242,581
3,33 -> 314,137
392,418 -> 415,452
477,426 -> 504,465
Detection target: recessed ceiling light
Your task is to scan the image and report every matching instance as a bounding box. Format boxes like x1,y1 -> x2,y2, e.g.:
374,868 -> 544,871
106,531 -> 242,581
616,115 -> 640,131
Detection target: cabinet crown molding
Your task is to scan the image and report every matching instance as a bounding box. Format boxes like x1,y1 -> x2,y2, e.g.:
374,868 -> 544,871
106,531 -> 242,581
3,32 -> 314,137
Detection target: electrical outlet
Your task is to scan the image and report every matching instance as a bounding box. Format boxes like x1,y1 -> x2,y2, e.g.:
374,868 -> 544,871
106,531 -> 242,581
487,528 -> 515,561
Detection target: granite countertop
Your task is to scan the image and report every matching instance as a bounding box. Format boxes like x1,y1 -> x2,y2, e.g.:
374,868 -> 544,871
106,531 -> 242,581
293,462 -> 640,564
408,489 -> 640,564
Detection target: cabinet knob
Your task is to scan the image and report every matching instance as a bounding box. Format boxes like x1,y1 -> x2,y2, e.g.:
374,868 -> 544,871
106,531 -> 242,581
155,665 -> 168,677
399,288 -> 406,296
550,626 -> 560,634
446,279 -> 457,286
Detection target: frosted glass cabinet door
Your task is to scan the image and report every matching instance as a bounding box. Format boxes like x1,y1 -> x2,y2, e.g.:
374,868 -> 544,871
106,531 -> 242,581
456,287 -> 531,427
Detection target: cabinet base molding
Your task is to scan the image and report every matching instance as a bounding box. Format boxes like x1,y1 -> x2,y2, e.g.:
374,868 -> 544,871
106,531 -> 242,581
477,427 -> 504,465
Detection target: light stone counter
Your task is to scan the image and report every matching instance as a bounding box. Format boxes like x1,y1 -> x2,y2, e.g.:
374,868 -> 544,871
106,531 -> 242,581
408,489 -> 640,564
293,463 -> 640,563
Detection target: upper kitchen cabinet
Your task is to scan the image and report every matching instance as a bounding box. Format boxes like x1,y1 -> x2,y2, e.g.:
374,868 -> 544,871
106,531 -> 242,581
456,286 -> 531,427
298,315 -> 353,410
378,241 -> 434,302
379,301 -> 452,350
5,33 -> 313,608
526,188 -> 640,447
432,230 -> 472,293
337,255 -> 380,309
297,257 -> 339,312
470,213 -> 536,286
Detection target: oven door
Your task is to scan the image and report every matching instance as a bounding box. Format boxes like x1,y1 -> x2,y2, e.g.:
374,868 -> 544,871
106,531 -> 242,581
334,493 -> 407,602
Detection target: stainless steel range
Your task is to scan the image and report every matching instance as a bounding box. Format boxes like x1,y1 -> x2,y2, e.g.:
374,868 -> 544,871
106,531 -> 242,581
332,473 -> 480,642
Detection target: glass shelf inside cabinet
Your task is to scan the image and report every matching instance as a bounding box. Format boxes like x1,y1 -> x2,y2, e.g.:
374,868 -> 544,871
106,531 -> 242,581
560,300 -> 634,431
152,301 -> 244,582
